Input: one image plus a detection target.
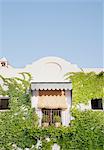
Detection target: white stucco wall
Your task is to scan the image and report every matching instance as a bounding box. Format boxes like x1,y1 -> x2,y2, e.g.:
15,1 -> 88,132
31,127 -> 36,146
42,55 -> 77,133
0,56 -> 103,127
61,90 -> 72,126
28,57 -> 74,126
77,101 -> 91,111
31,90 -> 38,109
77,100 -> 104,111
31,90 -> 42,126
31,89 -> 72,127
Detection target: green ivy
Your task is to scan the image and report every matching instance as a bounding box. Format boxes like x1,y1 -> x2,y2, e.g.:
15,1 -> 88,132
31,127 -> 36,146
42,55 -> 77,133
0,72 -> 104,150
65,71 -> 104,106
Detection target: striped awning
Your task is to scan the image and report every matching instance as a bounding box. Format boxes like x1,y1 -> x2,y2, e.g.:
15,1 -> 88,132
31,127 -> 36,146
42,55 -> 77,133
31,82 -> 72,90
37,90 -> 67,109
38,95 -> 67,109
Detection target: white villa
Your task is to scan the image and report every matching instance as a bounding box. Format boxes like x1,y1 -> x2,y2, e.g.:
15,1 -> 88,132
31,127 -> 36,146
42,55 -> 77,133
0,56 -> 103,127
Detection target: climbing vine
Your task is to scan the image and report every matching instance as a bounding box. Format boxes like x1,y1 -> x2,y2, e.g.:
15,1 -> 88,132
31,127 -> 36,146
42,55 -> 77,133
0,73 -> 38,150
0,72 -> 104,150
65,71 -> 104,105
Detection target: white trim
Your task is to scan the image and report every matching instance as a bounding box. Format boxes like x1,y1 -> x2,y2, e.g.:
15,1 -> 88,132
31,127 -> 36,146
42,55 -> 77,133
31,90 -> 38,109
31,82 -> 72,90
61,90 -> 72,126
36,109 -> 42,127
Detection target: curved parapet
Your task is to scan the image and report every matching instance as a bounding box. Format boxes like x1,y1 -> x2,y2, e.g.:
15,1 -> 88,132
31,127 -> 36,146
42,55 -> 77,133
24,56 -> 81,82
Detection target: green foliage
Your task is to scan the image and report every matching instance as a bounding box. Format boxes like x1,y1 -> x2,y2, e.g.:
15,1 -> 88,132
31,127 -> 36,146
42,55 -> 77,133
70,110 -> 104,150
65,71 -> 104,105
31,110 -> 104,150
0,73 -> 38,150
0,71 -> 104,150
54,115 -> 61,122
42,115 -> 49,123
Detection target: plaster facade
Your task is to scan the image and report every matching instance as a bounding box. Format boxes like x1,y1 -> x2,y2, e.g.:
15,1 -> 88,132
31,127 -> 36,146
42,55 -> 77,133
0,56 -> 103,126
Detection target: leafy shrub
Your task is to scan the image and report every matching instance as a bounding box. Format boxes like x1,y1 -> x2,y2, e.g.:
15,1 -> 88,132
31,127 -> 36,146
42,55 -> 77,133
0,72 -> 104,150
69,110 -> 104,150
54,115 -> 61,122
42,114 -> 49,123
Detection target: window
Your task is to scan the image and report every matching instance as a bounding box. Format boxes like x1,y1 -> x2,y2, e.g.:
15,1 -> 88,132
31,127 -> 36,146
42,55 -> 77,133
91,99 -> 103,110
1,62 -> 6,67
42,109 -> 61,125
0,98 -> 9,110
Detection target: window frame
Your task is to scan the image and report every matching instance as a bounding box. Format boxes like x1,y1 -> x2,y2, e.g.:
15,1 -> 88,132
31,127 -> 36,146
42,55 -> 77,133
91,99 -> 103,110
42,108 -> 62,125
0,97 -> 9,110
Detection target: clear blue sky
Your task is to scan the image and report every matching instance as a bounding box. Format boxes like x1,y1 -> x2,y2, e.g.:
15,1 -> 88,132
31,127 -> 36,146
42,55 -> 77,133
0,0 -> 103,68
